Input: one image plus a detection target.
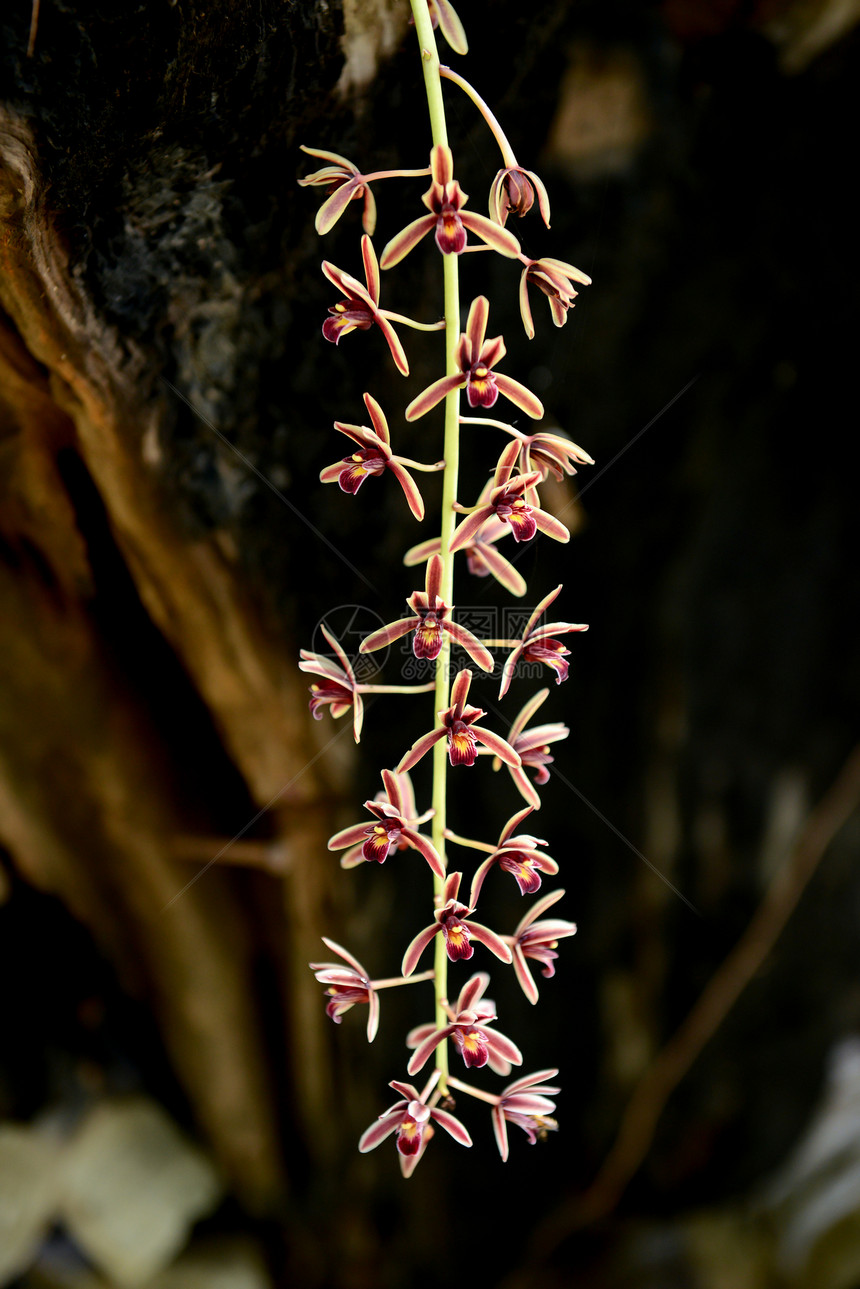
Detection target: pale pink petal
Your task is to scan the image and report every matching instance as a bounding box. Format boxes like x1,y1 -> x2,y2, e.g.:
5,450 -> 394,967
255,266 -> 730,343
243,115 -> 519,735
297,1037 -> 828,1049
367,990 -> 380,1042
433,0 -> 468,55
327,822 -> 372,850
480,334 -> 506,369
358,1109 -> 405,1153
511,944 -> 539,1004
339,844 -> 365,868
353,690 -> 365,742
514,887 -> 566,934
426,552 -> 443,605
407,1026 -> 452,1075
473,541 -> 527,597
466,920 -> 513,963
460,211 -> 521,258
486,1030 -> 523,1066
472,725 -> 521,767
429,1106 -> 472,1147
527,170 -> 552,228
299,144 -> 356,167
376,314 -> 410,377
456,972 -> 490,1013
401,827 -> 446,879
469,856 -> 496,909
320,261 -> 372,305
360,234 -> 380,303
320,461 -> 346,484
492,1105 -> 510,1161
492,438 -> 522,489
405,373 -> 464,421
360,617 -> 418,653
315,181 -> 360,235
449,667 -> 472,712
388,460 -> 425,520
540,256 -> 591,285
498,644 -> 524,701
380,214 -> 436,269
431,143 -> 454,188
443,619 -> 493,672
404,537 -> 442,566
465,295 -> 489,362
405,1023 -> 436,1048
493,372 -> 544,420
402,923 -> 440,977
502,1068 -> 559,1097
500,805 -> 536,845
397,727 -> 446,774
449,507 -> 494,553
509,765 -> 542,811
318,936 -> 367,975
533,509 -> 570,543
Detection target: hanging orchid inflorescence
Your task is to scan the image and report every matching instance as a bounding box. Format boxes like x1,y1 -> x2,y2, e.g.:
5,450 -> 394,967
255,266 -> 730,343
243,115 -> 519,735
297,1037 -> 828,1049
300,0 -> 590,1176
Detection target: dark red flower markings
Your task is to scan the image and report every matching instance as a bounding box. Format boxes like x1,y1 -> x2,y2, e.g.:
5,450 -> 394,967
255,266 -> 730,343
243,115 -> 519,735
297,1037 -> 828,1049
328,768 -> 444,879
319,392 -> 431,521
359,554 -> 493,671
321,235 -> 410,376
401,872 -> 513,978
397,668 -> 521,775
406,973 -> 522,1076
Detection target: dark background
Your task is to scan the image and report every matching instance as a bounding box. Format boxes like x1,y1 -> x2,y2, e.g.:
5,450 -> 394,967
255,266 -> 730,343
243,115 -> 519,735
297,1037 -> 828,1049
2,1 -> 859,1286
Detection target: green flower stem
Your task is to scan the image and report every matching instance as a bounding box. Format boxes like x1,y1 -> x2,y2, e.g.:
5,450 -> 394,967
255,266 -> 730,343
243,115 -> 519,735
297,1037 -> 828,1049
410,0 -> 459,1096
439,66 -> 518,169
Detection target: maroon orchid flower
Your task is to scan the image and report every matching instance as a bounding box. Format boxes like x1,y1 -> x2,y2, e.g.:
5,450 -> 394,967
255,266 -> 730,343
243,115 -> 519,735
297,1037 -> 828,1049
358,1077 -> 472,1178
519,256 -> 592,339
321,235 -> 410,376
468,806 -> 559,906
397,668 -> 520,773
358,553 -> 492,670
404,519 -> 527,599
406,973 -> 522,1076
327,767 -> 444,879
508,889 -> 577,1005
319,392 -> 434,520
490,688 -> 570,810
380,145 -> 519,269
450,446 -> 569,552
498,584 -> 588,699
516,429 -> 594,483
309,938 -> 380,1042
298,146 -> 379,236
492,1069 -> 560,1161
405,295 -> 543,422
489,166 -> 551,228
298,623 -> 364,741
402,872 -> 513,976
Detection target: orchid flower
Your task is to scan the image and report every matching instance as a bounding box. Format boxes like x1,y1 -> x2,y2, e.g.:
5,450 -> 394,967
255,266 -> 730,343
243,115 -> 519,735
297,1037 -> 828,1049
508,889 -> 577,1005
397,668 -> 520,772
299,147 -> 380,236
327,767 -> 444,878
406,295 -> 543,421
519,256 -> 592,339
498,584 -> 588,698
359,553 -> 492,669
380,145 -> 519,269
298,623 -> 364,741
320,392 -> 439,520
321,235 -> 410,375
358,1075 -> 472,1178
403,518 -> 527,598
402,872 -> 513,975
299,146 -> 432,236
489,166 -> 551,228
492,1069 -> 560,1161
450,443 -> 569,551
406,972 -> 522,1076
309,938 -> 381,1042
465,805 -> 559,906
489,688 -> 570,809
